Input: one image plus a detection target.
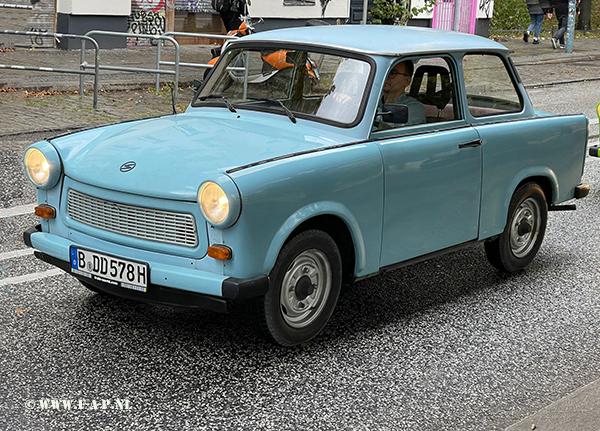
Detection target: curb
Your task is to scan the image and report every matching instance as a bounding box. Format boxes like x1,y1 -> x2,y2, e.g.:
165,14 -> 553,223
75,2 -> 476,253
524,76 -> 600,88
513,53 -> 600,66
0,127 -> 83,140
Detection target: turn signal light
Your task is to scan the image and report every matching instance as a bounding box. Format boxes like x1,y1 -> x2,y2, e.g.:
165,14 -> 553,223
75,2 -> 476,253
207,244 -> 232,260
34,204 -> 56,219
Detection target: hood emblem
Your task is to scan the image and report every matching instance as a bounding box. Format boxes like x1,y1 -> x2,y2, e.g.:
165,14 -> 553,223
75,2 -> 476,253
120,161 -> 136,172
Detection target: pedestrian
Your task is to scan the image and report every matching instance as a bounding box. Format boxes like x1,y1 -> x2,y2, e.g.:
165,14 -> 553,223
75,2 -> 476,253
212,0 -> 247,32
548,0 -> 568,49
523,0 -> 550,44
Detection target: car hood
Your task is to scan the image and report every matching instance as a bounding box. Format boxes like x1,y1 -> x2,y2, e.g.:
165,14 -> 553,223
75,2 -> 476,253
50,110 -> 352,201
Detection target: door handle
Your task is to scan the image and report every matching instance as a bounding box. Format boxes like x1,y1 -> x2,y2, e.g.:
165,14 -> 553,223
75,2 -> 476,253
459,140 -> 482,149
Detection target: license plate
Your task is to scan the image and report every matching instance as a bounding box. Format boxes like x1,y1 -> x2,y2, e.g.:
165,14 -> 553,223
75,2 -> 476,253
70,246 -> 149,292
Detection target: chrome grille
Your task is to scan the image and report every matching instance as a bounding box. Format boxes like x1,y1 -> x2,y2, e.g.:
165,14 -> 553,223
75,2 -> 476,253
67,189 -> 198,247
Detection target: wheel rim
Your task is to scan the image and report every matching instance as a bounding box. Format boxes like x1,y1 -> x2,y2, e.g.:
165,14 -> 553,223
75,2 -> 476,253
509,197 -> 541,258
279,249 -> 332,329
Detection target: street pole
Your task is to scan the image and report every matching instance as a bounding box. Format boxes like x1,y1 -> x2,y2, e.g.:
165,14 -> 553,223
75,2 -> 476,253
362,0 -> 369,24
566,0 -> 576,53
452,0 -> 460,31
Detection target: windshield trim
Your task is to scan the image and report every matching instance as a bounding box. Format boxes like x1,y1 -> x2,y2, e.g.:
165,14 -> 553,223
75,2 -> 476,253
192,43 -> 377,129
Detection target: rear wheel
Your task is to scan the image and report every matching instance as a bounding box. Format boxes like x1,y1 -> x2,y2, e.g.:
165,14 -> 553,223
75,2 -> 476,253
252,230 -> 342,346
485,182 -> 548,273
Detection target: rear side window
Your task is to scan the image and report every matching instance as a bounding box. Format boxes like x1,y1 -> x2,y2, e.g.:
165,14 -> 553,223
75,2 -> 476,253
462,54 -> 522,118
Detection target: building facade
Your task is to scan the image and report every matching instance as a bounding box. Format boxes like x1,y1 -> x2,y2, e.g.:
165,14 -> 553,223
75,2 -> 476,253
0,0 -> 494,49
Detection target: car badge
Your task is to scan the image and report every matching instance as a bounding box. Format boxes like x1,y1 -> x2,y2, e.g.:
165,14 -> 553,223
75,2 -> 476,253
120,161 -> 136,172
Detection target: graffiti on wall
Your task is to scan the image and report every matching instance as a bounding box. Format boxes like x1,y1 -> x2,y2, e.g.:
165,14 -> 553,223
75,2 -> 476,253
173,0 -> 215,13
133,0 -> 166,12
128,0 -> 167,46
0,0 -> 56,47
127,0 -> 217,45
478,0 -> 493,18
27,0 -> 55,47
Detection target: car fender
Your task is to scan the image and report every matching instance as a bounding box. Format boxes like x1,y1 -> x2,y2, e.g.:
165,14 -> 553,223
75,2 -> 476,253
263,201 -> 368,277
493,166 -> 558,237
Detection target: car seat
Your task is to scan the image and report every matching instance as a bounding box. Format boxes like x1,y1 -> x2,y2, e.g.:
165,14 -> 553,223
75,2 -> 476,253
409,65 -> 453,122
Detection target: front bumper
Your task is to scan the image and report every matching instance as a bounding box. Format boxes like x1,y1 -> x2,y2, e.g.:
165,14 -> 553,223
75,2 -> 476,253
24,225 -> 269,313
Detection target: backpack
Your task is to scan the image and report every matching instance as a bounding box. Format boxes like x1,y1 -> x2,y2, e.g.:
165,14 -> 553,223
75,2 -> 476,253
212,0 -> 232,12
212,0 -> 245,13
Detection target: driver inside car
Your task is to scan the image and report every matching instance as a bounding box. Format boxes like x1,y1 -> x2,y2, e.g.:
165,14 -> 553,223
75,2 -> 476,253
377,60 -> 426,129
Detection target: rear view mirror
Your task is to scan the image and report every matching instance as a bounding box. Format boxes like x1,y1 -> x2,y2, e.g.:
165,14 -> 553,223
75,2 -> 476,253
381,104 -> 409,124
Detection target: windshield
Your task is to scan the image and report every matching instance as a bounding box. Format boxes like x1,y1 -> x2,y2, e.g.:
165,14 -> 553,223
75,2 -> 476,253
194,47 -> 372,124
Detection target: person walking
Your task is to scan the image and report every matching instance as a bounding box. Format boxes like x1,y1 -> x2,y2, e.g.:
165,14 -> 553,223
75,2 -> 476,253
524,0 -> 546,44
212,0 -> 247,32
548,0 -> 568,49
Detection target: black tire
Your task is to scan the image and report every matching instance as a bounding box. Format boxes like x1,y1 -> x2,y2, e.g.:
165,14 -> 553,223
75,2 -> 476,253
484,182 -> 548,273
251,230 -> 342,346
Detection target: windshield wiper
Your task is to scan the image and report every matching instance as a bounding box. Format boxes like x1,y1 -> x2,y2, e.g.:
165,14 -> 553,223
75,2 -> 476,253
198,94 -> 237,113
246,97 -> 297,124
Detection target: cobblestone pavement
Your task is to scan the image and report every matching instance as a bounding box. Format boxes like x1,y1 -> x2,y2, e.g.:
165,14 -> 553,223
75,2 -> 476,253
0,86 -> 196,138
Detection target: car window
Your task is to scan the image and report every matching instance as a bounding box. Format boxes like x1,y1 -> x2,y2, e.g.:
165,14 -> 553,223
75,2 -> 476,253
194,48 -> 371,125
374,56 -> 458,132
462,54 -> 523,117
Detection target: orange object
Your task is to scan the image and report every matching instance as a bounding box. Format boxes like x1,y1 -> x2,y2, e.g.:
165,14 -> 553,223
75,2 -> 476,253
261,50 -> 294,70
34,204 -> 56,219
208,244 -> 233,260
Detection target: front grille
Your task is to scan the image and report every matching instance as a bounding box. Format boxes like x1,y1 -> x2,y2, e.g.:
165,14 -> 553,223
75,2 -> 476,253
67,189 -> 198,247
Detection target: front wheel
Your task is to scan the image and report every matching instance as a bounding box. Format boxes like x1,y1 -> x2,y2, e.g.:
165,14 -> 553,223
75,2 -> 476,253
251,230 -> 342,346
484,182 -> 548,273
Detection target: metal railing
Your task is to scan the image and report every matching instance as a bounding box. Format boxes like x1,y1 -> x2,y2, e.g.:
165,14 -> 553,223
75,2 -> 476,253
156,31 -> 237,93
0,30 -> 100,108
81,31 -> 180,103
0,29 -> 237,108
0,3 -> 32,8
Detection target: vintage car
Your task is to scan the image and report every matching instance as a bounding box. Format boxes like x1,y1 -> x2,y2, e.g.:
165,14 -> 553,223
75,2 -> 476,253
23,26 -> 590,346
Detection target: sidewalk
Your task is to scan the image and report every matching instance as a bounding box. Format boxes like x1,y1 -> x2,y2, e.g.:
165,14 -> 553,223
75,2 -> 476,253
0,43 -> 214,136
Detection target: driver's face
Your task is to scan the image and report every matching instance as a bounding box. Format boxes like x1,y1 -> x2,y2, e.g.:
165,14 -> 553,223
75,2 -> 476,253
383,62 -> 411,93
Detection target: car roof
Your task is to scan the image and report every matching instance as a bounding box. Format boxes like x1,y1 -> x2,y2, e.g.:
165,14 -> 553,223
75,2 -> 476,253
241,25 -> 508,57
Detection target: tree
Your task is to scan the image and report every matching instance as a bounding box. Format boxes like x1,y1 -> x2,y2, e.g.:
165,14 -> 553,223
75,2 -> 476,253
369,0 -> 436,25
577,0 -> 592,30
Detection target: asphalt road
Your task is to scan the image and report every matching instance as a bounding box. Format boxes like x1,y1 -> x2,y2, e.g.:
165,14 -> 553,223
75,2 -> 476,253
1,83 -> 599,430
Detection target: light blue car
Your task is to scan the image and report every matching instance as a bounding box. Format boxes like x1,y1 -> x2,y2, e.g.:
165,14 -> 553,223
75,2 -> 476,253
23,26 -> 590,346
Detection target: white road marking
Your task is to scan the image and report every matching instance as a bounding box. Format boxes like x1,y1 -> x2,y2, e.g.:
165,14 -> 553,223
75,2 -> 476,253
0,249 -> 33,261
0,204 -> 36,219
0,269 -> 63,287
589,117 -> 599,126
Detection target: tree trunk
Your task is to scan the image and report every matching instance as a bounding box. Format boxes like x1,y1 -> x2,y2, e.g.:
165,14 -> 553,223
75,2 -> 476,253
576,0 -> 592,30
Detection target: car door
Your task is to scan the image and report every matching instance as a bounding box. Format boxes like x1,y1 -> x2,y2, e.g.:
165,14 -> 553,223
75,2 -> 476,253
374,56 -> 483,267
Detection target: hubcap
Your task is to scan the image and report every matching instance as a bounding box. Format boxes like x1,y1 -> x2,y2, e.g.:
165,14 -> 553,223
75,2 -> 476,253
509,197 -> 541,258
280,249 -> 332,329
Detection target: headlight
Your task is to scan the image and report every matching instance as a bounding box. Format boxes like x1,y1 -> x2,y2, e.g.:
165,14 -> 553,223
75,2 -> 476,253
197,177 -> 241,228
25,148 -> 51,186
199,182 -> 230,224
24,144 -> 61,189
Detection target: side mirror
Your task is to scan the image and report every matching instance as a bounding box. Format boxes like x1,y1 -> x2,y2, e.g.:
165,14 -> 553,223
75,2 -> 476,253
381,104 -> 409,124
192,79 -> 204,93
